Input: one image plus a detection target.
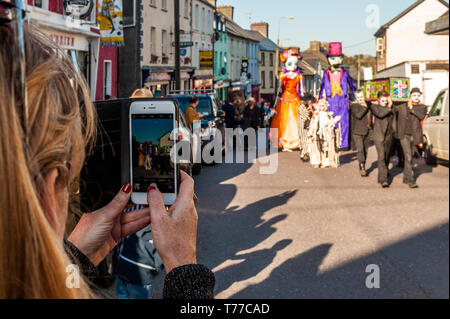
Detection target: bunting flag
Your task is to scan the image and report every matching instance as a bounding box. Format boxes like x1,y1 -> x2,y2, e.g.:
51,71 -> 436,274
97,0 -> 124,47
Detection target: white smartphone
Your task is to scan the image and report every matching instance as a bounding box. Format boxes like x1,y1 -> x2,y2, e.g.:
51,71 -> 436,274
129,99 -> 178,206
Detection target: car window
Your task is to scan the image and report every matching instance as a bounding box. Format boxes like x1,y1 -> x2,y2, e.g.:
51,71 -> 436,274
431,92 -> 445,117
444,91 -> 449,116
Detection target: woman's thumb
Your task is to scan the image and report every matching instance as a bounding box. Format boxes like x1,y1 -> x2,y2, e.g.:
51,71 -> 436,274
147,185 -> 166,218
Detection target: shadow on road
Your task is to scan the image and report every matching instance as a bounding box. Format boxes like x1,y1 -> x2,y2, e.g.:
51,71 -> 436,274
230,222 -> 449,299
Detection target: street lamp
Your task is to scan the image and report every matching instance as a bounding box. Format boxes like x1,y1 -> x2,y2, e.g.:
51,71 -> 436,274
275,16 -> 294,95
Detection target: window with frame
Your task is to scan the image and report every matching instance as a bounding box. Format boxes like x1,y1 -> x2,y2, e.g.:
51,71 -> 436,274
103,61 -> 112,99
161,30 -> 167,56
150,27 -> 156,56
270,71 -> 274,88
161,0 -> 167,10
261,71 -> 266,88
261,52 -> 265,66
207,10 -> 211,33
270,53 -> 273,67
150,0 -> 156,7
184,0 -> 189,18
201,7 -> 205,33
195,4 -> 199,29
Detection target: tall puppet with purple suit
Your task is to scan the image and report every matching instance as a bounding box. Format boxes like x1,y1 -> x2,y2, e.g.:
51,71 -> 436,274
319,42 -> 357,150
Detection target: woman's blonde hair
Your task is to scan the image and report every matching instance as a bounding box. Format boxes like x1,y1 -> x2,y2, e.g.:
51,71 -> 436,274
0,23 -> 96,298
131,88 -> 154,98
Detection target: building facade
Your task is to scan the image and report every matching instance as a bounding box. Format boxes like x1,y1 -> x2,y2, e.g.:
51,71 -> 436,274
26,0 -> 105,100
191,0 -> 215,92
374,0 -> 449,104
140,0 -> 194,96
250,23 -> 277,103
213,12 -> 230,102
218,5 -> 260,99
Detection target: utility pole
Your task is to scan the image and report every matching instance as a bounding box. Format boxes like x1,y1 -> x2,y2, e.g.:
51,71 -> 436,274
357,55 -> 361,88
174,0 -> 181,91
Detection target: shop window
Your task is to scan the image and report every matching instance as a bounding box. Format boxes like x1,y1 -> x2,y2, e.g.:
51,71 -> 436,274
411,64 -> 420,74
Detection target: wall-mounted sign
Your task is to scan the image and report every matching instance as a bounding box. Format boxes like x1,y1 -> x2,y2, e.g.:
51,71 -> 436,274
199,51 -> 213,70
64,0 -> 94,19
41,27 -> 89,51
97,0 -> 124,47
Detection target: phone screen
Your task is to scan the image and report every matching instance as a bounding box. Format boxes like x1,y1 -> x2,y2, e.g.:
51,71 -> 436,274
131,113 -> 175,194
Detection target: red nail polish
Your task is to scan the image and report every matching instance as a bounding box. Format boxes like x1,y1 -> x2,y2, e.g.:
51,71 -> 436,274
147,186 -> 156,193
122,183 -> 132,194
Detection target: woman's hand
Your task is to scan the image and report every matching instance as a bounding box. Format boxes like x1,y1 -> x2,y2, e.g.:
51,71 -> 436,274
68,183 -> 151,266
147,171 -> 198,274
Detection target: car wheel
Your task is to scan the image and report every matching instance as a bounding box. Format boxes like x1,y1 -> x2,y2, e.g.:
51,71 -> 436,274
192,163 -> 202,175
423,137 -> 437,166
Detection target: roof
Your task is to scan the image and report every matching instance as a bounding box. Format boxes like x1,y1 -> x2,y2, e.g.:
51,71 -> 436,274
301,51 -> 328,69
220,13 -> 260,42
374,0 -> 449,37
425,10 -> 449,34
247,30 -> 277,51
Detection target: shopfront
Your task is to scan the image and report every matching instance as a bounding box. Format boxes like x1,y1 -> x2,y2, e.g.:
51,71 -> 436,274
29,8 -> 100,100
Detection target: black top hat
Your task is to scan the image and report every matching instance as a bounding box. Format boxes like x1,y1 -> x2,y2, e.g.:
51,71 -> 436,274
410,87 -> 422,95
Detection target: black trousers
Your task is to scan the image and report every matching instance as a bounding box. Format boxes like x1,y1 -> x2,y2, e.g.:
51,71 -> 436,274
353,134 -> 370,165
400,134 -> 416,183
374,136 -> 393,184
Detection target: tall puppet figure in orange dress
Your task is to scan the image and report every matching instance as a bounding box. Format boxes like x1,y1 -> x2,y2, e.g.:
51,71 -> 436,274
271,49 -> 303,151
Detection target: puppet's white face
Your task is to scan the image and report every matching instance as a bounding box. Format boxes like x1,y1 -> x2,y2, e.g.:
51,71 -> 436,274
285,56 -> 299,72
411,92 -> 422,103
355,92 -> 365,104
328,56 -> 343,67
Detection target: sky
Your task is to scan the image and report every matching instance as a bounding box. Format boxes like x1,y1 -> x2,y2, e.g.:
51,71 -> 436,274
216,0 -> 449,56
132,118 -> 173,144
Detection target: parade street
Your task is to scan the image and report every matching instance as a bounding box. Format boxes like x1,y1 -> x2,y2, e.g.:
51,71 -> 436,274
149,147 -> 449,299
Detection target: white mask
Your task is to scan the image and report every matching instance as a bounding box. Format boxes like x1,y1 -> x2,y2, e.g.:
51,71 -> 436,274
356,92 -> 365,104
328,56 -> 343,67
285,56 -> 299,72
411,92 -> 422,103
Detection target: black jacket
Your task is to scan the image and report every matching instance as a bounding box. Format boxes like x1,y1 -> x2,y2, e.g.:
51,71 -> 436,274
393,103 -> 428,144
370,103 -> 395,143
243,105 -> 264,129
222,103 -> 236,129
351,103 -> 372,136
64,240 -> 215,299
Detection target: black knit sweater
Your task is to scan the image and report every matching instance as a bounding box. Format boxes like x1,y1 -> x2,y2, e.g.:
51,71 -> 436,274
64,240 -> 215,299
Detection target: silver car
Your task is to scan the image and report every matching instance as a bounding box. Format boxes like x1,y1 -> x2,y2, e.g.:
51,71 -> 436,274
423,88 -> 449,163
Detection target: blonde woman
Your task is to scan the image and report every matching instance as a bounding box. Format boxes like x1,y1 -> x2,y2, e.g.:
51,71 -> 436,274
0,21 -> 213,298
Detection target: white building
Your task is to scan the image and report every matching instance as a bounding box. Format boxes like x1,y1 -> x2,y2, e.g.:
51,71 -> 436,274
26,1 -> 101,100
375,0 -> 449,105
191,0 -> 215,91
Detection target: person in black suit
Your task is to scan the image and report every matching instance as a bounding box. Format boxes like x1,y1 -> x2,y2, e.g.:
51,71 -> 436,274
393,87 -> 428,188
351,90 -> 372,177
370,91 -> 395,188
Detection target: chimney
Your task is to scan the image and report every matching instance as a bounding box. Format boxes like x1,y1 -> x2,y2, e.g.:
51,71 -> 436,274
308,41 -> 321,52
218,6 -> 234,21
251,22 -> 269,38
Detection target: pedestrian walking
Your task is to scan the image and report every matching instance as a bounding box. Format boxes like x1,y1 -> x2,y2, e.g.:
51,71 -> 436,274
370,91 -> 395,188
351,90 -> 372,177
393,87 -> 428,188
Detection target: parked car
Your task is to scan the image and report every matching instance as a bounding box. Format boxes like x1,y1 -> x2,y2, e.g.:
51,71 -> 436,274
170,94 -> 225,164
423,88 -> 449,164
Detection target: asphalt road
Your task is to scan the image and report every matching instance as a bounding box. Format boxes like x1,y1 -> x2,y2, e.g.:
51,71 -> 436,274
149,146 -> 449,299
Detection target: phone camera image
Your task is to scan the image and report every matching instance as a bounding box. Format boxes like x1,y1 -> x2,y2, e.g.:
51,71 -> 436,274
132,113 -> 175,193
